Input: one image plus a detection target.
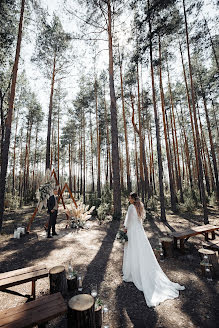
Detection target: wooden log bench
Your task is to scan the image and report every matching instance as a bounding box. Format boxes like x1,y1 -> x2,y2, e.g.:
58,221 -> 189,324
0,265 -> 48,300
171,224 -> 219,251
0,292 -> 67,328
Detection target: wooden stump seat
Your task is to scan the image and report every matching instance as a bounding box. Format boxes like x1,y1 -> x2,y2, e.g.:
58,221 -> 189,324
160,237 -> 174,257
171,224 -> 219,251
0,292 -> 67,328
0,265 -> 48,300
49,265 -> 67,296
202,240 -> 219,254
198,248 -> 219,276
68,294 -> 95,328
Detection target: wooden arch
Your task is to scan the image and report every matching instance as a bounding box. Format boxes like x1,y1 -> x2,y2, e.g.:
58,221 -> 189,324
26,169 -> 77,232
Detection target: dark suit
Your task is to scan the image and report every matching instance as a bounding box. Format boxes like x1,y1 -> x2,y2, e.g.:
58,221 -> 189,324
47,195 -> 58,237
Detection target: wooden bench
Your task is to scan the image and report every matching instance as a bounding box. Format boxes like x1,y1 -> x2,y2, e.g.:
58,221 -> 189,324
171,224 -> 219,251
0,292 -> 67,328
0,265 -> 48,300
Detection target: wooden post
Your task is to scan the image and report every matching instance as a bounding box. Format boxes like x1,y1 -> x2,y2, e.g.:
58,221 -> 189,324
160,237 -> 174,257
67,276 -> 77,291
68,294 -> 95,328
95,305 -> 102,328
49,266 -> 67,296
198,248 -> 219,276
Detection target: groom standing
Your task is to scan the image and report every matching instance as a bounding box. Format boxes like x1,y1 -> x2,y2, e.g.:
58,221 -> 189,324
47,187 -> 59,238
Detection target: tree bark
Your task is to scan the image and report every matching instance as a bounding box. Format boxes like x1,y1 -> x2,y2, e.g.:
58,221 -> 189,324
46,53 -> 56,170
183,0 -> 208,223
147,0 -> 166,221
0,0 -> 25,232
107,0 -> 121,218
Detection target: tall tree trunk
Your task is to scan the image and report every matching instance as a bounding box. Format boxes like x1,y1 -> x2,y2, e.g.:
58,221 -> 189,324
200,86 -> 219,200
158,36 -> 177,212
179,40 -> 200,189
167,62 -> 184,203
107,0 -> 121,218
147,0 -> 166,221
119,51 -> 131,193
0,0 -> 25,232
46,53 -> 56,170
183,0 -> 208,223
12,110 -> 19,194
69,143 -> 72,191
57,104 -> 60,183
95,79 -> 101,198
90,114 -> 95,193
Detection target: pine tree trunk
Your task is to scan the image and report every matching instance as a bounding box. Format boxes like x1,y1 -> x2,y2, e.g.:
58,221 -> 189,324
12,110 -> 19,194
147,0 -> 166,221
95,79 -> 101,198
158,36 -> 177,212
183,0 -> 208,224
46,53 -> 56,170
167,63 -> 184,202
107,0 -> 121,218
119,52 -> 131,193
0,0 -> 25,232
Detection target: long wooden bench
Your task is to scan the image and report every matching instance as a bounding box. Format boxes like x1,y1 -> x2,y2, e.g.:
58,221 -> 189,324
0,265 -> 48,300
0,292 -> 67,328
171,224 -> 219,251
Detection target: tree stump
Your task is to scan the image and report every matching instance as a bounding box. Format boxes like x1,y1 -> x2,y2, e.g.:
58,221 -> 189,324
49,265 -> 67,296
198,248 -> 219,276
68,294 -> 95,328
95,305 -> 102,328
160,237 -> 174,257
67,275 -> 77,292
153,249 -> 160,262
200,261 -> 213,277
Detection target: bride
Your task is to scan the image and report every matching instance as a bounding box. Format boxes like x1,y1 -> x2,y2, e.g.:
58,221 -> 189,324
122,192 -> 185,307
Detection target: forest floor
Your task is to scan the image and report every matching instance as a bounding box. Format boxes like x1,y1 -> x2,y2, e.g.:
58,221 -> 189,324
0,204 -> 219,328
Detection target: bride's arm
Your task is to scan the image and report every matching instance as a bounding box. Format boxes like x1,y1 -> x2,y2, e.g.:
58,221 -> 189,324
124,205 -> 135,230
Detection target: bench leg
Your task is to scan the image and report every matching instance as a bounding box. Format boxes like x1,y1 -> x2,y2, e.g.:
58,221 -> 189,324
32,280 -> 36,300
173,237 -> 177,249
205,233 -> 209,241
180,239 -> 185,251
211,231 -> 215,240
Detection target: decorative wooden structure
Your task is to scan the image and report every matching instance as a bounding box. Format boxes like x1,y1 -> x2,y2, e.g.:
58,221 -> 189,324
26,168 -> 77,232
0,292 -> 67,328
49,265 -> 67,296
160,237 -> 174,257
198,248 -> 219,276
0,265 -> 48,300
68,294 -> 95,328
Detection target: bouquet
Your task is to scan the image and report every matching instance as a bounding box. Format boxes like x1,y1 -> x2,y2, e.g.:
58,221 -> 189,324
116,229 -> 128,243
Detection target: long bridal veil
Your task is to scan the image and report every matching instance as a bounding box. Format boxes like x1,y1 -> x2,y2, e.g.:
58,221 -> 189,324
122,204 -> 185,307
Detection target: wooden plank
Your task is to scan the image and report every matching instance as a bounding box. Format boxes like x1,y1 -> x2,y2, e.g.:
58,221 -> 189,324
0,266 -> 46,281
0,293 -> 61,320
172,225 -> 219,238
0,301 -> 67,328
0,269 -> 48,289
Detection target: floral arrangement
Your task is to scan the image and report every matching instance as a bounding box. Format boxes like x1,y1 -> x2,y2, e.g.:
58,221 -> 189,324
95,297 -> 103,310
116,229 -> 128,243
36,182 -> 53,202
65,201 -> 95,230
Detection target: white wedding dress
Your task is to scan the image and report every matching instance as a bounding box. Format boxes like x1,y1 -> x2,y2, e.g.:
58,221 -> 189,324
122,204 -> 185,307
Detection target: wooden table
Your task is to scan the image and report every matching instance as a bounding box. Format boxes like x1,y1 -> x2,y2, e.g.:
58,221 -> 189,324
171,224 -> 219,251
0,265 -> 48,300
0,292 -> 67,328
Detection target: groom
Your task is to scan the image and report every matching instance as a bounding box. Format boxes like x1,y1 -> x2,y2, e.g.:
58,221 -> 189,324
47,187 -> 59,238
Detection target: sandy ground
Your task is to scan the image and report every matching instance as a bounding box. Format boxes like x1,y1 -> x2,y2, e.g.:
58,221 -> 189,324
0,205 -> 219,328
